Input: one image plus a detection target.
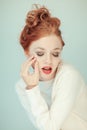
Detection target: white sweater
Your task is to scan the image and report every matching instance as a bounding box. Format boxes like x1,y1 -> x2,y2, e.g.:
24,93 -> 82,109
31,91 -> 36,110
16,63 -> 87,130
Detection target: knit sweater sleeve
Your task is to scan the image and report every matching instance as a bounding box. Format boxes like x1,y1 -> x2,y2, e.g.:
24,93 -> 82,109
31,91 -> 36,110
16,69 -> 83,130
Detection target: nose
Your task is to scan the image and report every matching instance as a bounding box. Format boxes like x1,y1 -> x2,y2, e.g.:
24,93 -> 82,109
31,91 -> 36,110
45,54 -> 52,64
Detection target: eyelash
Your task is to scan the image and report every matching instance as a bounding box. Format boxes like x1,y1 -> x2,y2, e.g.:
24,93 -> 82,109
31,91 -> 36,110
52,52 -> 59,57
36,52 -> 44,56
36,52 -> 59,57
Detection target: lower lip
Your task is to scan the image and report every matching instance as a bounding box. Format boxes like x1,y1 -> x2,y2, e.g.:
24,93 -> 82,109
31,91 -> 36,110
42,69 -> 52,74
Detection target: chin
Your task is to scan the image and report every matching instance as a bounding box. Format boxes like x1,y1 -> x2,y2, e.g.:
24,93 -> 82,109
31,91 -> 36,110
39,72 -> 55,81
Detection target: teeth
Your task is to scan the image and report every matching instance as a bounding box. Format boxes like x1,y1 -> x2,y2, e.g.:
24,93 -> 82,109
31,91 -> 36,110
43,68 -> 51,70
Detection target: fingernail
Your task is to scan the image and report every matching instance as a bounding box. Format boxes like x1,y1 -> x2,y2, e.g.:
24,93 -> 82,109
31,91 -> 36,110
28,55 -> 34,59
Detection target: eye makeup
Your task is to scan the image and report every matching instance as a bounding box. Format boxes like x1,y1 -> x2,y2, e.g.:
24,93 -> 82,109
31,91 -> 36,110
36,51 -> 44,56
35,47 -> 61,57
35,51 -> 60,57
51,52 -> 60,57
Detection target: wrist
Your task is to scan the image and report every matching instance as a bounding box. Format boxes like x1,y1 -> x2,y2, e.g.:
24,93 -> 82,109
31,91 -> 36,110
26,85 -> 37,90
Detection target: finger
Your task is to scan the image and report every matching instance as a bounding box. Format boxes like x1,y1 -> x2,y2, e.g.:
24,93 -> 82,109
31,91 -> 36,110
22,57 -> 36,74
26,55 -> 34,63
34,60 -> 39,76
21,56 -> 34,70
22,56 -> 35,69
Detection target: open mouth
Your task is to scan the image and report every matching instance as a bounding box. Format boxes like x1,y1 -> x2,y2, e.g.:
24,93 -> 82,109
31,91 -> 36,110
42,66 -> 52,74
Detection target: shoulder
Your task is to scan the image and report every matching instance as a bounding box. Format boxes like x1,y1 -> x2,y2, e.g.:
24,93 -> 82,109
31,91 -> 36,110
56,62 -> 83,78
55,62 -> 85,87
52,62 -> 86,97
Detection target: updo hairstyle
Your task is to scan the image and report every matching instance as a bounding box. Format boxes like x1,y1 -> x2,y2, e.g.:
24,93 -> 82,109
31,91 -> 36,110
20,4 -> 65,51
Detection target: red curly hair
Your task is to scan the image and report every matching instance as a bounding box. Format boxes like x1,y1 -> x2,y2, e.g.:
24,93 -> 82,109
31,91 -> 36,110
20,5 -> 65,51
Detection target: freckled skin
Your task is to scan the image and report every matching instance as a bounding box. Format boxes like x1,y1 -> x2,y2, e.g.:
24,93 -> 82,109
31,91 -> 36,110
26,34 -> 63,81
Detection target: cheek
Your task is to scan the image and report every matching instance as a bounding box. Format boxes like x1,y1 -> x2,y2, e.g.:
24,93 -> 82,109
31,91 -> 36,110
53,58 -> 61,67
35,56 -> 43,64
34,57 -> 42,68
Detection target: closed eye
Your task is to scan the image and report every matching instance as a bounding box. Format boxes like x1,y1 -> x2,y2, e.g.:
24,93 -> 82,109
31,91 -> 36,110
36,52 -> 44,56
52,52 -> 60,57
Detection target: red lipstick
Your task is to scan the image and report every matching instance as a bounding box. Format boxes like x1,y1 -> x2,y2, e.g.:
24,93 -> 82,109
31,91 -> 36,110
42,66 -> 52,74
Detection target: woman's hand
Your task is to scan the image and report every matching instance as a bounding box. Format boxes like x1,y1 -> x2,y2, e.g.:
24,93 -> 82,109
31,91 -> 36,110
20,56 -> 39,89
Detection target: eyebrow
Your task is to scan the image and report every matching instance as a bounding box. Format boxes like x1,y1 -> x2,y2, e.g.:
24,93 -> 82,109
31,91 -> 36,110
35,47 -> 45,50
35,47 -> 61,51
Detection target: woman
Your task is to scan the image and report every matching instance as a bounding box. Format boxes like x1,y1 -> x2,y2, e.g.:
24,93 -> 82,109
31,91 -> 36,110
16,5 -> 87,130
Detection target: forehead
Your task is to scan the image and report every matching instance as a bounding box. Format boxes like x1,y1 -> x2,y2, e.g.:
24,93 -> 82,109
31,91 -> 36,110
29,34 -> 62,51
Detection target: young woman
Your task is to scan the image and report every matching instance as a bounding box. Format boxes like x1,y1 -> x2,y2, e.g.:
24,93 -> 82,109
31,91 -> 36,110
16,5 -> 87,130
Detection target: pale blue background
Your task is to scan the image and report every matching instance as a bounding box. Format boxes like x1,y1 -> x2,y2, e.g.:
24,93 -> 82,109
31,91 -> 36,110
0,0 -> 87,130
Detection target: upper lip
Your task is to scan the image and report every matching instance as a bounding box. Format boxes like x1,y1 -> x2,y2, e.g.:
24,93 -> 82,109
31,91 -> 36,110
42,66 -> 52,70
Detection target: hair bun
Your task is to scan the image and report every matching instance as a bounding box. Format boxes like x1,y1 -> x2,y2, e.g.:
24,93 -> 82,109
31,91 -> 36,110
26,6 -> 50,28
